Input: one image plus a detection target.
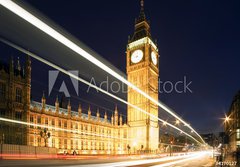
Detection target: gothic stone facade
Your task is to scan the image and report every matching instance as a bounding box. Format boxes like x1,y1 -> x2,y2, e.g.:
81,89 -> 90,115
0,56 -> 128,154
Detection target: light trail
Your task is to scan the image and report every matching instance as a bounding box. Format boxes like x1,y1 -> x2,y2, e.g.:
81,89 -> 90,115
150,151 -> 208,167
0,38 -> 202,145
0,117 -> 128,141
0,0 -> 204,143
66,151 -> 209,167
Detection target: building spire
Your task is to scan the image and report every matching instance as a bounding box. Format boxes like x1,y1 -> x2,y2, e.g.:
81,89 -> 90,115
141,0 -> 144,11
137,0 -> 146,23
129,0 -> 151,43
17,57 -> 21,71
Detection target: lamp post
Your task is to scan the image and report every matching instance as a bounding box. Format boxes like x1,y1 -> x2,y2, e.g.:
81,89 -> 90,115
222,115 -> 231,163
133,141 -> 137,154
40,128 -> 51,147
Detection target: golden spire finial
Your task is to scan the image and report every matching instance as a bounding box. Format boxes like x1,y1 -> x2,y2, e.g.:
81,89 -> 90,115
141,0 -> 144,10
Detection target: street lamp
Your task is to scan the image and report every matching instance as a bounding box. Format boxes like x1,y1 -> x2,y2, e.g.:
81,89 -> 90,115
133,141 -> 137,154
224,116 -> 230,123
40,128 -> 51,147
175,120 -> 180,125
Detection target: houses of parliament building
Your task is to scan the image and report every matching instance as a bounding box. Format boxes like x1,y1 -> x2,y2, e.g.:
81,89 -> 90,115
0,55 -> 128,154
0,0 -> 160,154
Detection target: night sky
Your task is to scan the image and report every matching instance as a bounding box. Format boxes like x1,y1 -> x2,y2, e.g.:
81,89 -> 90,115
1,0 -> 240,134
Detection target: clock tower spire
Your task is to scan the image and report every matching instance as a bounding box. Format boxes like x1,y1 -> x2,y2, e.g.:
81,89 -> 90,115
126,0 -> 159,152
129,0 -> 152,43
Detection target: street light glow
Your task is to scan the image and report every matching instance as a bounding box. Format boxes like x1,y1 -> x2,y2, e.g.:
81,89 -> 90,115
225,115 -> 230,123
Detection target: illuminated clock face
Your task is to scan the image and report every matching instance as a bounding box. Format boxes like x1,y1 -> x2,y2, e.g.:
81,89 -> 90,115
151,51 -> 157,65
131,50 -> 143,64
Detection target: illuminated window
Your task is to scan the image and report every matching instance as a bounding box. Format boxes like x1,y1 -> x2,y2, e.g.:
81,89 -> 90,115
37,137 -> 41,146
45,118 -> 48,125
15,87 -> 22,103
76,140 -> 78,149
81,141 -> 83,150
52,138 -> 55,147
64,121 -> 67,128
37,116 -> 41,129
52,119 -> 55,126
124,130 -> 127,138
71,140 -> 73,149
64,139 -> 67,149
30,136 -> 34,143
237,129 -> 240,139
30,115 -> 34,128
58,120 -> 61,127
37,116 -> 41,124
30,115 -> 34,122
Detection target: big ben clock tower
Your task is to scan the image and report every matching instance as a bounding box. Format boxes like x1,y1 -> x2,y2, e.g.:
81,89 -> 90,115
127,0 -> 159,151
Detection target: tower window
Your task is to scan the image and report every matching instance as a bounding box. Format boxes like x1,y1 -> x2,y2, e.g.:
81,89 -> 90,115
0,82 -> 6,101
15,88 -> 22,103
15,112 -> 22,120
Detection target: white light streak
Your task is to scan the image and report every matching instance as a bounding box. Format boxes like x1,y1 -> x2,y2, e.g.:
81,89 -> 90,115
150,151 -> 208,167
0,117 -> 128,141
0,38 -> 202,145
67,151 -> 209,167
0,0 -> 204,143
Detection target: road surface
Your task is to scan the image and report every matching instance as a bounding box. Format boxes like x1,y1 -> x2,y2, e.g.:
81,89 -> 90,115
0,151 -> 215,167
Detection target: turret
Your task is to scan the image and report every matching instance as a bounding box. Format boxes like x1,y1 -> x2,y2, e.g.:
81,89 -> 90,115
17,57 -> 21,71
120,114 -> 123,126
88,106 -> 91,120
25,55 -> 31,80
67,99 -> 71,118
55,96 -> 59,114
25,55 -> 31,109
96,108 -> 100,121
114,105 -> 118,126
41,92 -> 46,111
111,114 -> 114,125
104,111 -> 108,123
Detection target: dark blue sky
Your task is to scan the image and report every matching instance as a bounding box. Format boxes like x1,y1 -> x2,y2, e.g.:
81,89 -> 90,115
1,0 -> 240,134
